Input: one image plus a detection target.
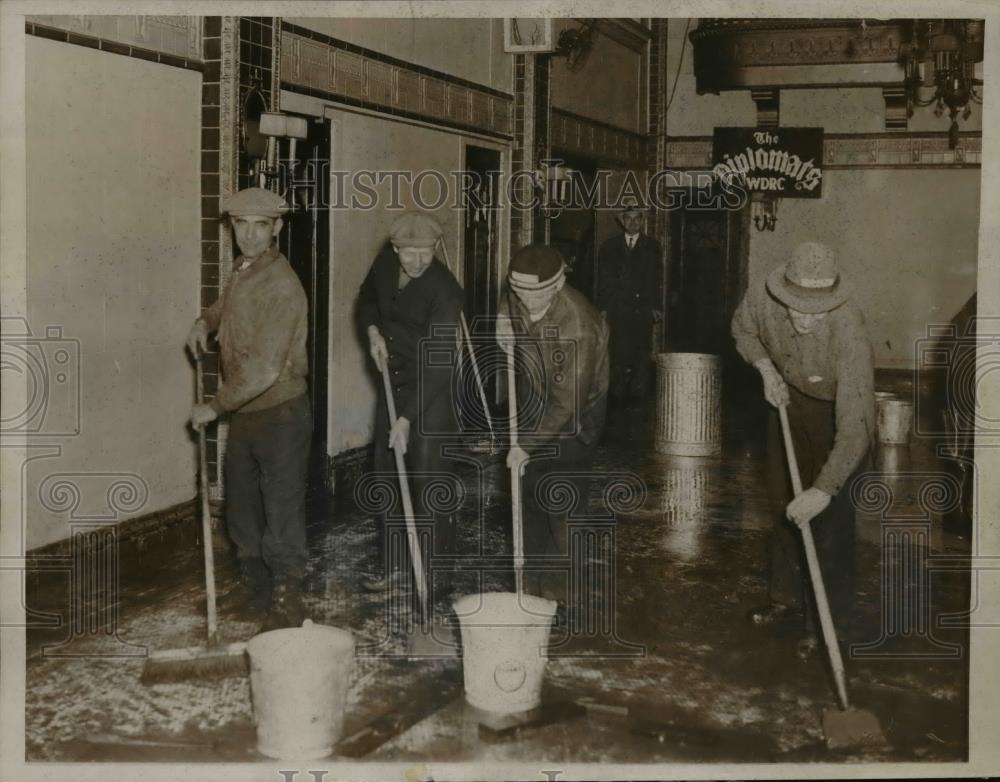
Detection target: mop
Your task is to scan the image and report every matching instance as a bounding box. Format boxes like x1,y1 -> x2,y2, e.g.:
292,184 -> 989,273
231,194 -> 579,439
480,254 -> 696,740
142,353 -> 248,683
778,405 -> 885,749
378,361 -> 456,658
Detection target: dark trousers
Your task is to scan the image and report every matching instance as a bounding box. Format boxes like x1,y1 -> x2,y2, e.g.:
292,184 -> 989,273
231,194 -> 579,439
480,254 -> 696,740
608,315 -> 652,401
372,393 -> 459,572
521,437 -> 592,599
765,386 -> 867,640
225,393 -> 312,580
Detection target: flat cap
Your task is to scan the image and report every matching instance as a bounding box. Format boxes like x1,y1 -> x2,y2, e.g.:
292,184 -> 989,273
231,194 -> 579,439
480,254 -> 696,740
509,244 -> 565,290
222,187 -> 289,217
389,211 -> 443,249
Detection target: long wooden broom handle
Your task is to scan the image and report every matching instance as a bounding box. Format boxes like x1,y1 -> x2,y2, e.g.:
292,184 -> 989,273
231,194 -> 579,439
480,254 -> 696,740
507,348 -> 524,597
195,354 -> 218,646
778,404 -> 850,710
435,237 -> 493,438
379,360 -> 429,619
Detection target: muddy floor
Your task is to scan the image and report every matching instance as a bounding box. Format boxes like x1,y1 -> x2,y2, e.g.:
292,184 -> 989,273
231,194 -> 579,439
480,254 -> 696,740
24,399 -> 971,765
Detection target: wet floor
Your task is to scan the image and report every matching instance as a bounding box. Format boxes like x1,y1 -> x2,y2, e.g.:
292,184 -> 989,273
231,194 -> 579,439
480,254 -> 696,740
24,397 -> 971,765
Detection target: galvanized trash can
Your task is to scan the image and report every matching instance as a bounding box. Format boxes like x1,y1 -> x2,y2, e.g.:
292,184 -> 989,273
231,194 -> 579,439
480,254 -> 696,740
655,353 -> 721,457
878,398 -> 913,446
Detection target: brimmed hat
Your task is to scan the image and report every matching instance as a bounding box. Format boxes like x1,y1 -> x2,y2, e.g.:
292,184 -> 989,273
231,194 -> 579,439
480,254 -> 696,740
766,241 -> 850,314
222,187 -> 289,217
509,244 -> 565,291
389,211 -> 443,249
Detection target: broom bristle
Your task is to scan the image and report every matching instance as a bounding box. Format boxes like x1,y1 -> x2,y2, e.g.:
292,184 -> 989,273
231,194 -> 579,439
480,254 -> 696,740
141,644 -> 248,684
822,707 -> 886,749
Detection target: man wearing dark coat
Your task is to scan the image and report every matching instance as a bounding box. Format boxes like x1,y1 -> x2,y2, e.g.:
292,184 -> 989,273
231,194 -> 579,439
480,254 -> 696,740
595,200 -> 663,403
356,211 -> 464,598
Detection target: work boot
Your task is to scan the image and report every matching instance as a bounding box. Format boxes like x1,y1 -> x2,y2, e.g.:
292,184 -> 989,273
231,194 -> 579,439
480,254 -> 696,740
261,577 -> 309,632
218,557 -> 271,621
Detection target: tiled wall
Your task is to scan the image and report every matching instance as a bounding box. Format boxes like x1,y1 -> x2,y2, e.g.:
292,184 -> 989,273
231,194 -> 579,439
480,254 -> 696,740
510,54 -> 552,251
201,17 -> 223,479
238,17 -> 275,191
279,24 -> 513,139
26,15 -> 202,60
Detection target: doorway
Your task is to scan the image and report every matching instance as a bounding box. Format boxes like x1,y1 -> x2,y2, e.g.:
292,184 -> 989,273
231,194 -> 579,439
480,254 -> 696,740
279,114 -> 330,472
459,144 -> 503,434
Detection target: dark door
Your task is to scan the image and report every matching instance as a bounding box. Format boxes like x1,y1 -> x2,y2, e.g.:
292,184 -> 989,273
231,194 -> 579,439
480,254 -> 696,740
666,201 -> 748,358
460,145 -> 503,435
280,115 -> 330,470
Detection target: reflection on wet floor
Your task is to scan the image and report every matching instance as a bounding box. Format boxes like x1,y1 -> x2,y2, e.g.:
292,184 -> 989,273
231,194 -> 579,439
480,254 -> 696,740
24,400 -> 972,764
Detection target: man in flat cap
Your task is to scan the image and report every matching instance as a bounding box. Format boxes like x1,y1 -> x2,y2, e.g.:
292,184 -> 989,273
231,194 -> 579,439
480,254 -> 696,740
187,186 -> 312,631
356,211 -> 464,600
595,199 -> 663,408
731,241 -> 874,658
498,244 -> 609,601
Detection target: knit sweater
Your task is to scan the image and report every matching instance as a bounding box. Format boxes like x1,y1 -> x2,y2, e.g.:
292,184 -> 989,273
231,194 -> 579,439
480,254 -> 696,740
200,244 -> 308,414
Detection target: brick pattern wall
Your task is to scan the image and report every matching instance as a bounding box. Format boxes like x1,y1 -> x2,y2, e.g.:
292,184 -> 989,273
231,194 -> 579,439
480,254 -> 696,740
510,54 -> 552,253
646,19 -> 669,244
201,16 -> 223,480
531,55 -> 552,246
238,17 -> 275,190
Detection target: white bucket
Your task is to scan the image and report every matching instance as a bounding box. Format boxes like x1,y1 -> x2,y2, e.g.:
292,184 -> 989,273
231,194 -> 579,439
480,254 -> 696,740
246,619 -> 355,760
878,399 -> 913,446
453,592 -> 557,714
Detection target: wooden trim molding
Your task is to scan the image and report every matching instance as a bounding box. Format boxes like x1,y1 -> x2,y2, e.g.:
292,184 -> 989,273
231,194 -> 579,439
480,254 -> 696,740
665,133 -> 983,170
279,23 -> 513,139
550,108 -> 647,168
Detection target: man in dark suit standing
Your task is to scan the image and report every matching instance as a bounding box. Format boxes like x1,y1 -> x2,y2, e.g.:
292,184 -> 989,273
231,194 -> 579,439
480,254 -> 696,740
595,199 -> 664,405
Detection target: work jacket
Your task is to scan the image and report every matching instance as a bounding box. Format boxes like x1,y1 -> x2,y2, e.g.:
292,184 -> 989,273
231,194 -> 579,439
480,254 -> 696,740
500,282 -> 610,449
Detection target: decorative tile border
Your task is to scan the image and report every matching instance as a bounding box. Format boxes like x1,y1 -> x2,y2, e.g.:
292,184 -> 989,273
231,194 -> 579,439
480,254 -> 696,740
26,15 -> 201,63
279,23 -> 513,139
551,108 -> 647,168
665,133 -> 983,170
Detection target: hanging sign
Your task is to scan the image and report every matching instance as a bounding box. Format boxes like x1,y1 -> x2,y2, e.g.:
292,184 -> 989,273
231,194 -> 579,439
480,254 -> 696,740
712,127 -> 824,198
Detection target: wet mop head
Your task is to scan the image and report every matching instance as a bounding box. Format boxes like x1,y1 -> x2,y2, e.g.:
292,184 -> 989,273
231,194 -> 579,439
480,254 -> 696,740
822,707 -> 885,749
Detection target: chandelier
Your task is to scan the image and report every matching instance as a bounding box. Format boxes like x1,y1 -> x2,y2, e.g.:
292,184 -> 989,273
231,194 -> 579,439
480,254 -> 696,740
901,20 -> 984,148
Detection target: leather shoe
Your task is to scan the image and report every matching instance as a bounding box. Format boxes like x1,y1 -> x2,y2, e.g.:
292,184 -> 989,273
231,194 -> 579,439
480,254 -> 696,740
218,558 -> 271,620
746,603 -> 801,627
261,578 -> 308,632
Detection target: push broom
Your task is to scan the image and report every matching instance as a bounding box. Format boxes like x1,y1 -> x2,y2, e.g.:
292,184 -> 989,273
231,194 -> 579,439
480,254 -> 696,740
778,404 -> 884,749
142,353 -> 248,683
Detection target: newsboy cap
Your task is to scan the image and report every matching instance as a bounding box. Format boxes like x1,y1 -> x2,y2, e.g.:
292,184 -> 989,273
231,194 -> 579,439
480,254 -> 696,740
389,211 -> 443,249
509,244 -> 565,291
766,241 -> 851,314
222,187 -> 289,217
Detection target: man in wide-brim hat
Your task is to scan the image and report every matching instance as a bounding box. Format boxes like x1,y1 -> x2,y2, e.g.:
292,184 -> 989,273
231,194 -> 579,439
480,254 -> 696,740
731,240 -> 875,659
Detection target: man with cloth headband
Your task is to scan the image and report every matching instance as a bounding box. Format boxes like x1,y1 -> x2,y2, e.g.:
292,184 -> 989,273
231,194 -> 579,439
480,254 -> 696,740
731,240 -> 875,659
498,244 -> 609,602
187,186 -> 312,632
356,211 -> 465,600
